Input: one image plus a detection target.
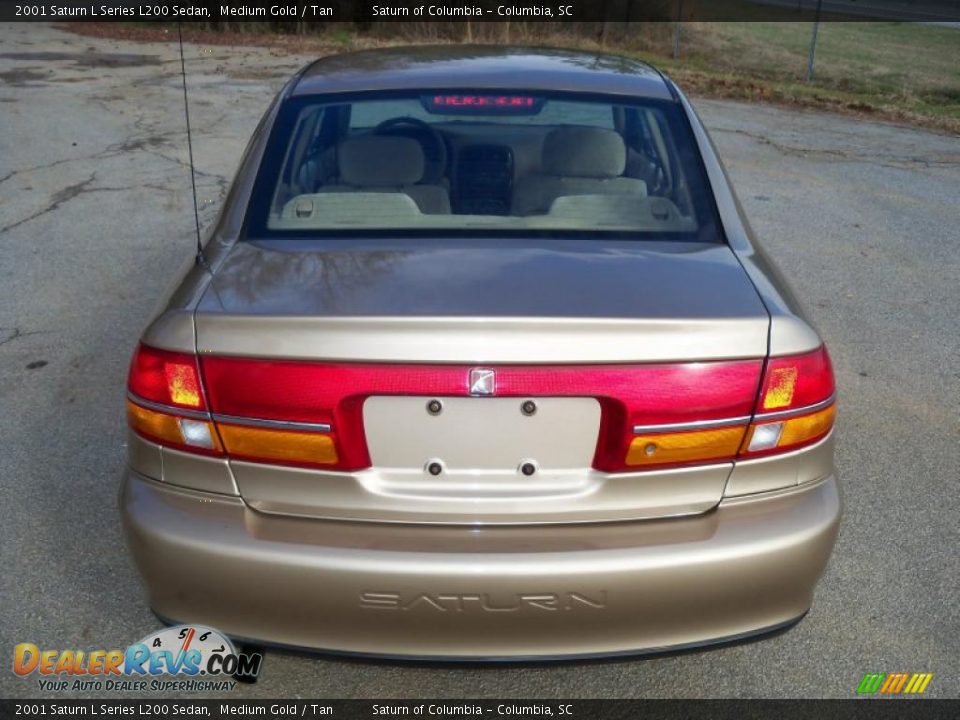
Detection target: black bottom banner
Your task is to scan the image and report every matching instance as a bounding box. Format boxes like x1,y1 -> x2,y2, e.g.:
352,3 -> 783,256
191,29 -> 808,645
2,700 -> 959,720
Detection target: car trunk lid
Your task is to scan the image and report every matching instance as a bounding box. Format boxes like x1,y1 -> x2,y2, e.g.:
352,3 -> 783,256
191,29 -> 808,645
195,238 -> 769,524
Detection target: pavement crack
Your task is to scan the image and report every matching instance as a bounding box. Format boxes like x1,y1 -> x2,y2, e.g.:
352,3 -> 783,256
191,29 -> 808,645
712,126 -> 960,170
0,155 -> 89,189
0,327 -> 49,347
0,172 -> 126,234
0,120 -> 186,191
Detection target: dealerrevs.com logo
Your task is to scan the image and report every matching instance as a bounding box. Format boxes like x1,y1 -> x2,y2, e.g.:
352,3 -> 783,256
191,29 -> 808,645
13,625 -> 261,692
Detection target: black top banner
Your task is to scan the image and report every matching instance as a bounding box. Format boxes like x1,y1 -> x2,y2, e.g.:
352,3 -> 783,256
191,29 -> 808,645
4,0 -> 960,23
2,700 -> 960,720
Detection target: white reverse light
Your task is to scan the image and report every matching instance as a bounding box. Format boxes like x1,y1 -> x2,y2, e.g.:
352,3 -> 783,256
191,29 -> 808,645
748,422 -> 783,452
178,418 -> 216,449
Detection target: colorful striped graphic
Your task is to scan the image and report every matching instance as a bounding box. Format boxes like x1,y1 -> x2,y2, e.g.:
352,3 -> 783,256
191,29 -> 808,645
857,673 -> 933,695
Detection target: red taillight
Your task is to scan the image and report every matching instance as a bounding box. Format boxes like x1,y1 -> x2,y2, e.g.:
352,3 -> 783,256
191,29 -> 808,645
756,346 -> 834,413
128,343 -> 206,411
590,360 -> 762,471
739,345 -> 836,458
200,357 -> 765,472
126,344 -> 222,456
127,346 -> 834,473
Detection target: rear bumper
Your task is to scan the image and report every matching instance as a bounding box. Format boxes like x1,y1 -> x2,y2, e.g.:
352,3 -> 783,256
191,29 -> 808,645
121,472 -> 840,659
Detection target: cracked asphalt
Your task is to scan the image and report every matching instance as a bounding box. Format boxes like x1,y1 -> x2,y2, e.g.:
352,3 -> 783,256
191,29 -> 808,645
1,22 -> 957,700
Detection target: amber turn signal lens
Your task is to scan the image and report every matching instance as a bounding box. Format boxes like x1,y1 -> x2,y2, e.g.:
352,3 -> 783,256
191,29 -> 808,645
742,404 -> 836,455
217,424 -> 338,467
626,425 -> 746,467
126,400 -> 223,453
127,400 -> 182,446
779,405 -> 836,447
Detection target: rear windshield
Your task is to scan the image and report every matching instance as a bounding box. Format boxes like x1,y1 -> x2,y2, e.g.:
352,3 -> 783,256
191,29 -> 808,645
246,91 -> 721,241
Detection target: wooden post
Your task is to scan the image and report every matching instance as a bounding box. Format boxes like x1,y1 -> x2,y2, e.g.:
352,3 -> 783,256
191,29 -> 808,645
806,0 -> 823,81
673,0 -> 683,60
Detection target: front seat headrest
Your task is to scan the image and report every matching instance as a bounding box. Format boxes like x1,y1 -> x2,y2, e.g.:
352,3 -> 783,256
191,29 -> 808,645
542,127 -> 627,179
338,135 -> 425,187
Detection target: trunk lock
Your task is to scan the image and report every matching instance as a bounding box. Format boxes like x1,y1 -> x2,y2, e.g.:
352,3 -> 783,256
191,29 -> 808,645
426,460 -> 445,476
426,399 -> 443,416
519,461 -> 538,476
521,400 -> 537,416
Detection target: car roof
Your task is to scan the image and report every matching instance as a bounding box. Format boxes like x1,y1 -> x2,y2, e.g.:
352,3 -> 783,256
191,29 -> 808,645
292,45 -> 674,100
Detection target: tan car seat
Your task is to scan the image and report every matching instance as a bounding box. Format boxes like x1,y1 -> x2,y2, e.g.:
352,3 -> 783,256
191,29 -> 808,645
513,127 -> 647,216
316,135 -> 451,214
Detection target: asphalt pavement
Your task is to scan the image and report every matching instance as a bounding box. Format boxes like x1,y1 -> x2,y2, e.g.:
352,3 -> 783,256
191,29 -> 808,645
0,22 -> 957,699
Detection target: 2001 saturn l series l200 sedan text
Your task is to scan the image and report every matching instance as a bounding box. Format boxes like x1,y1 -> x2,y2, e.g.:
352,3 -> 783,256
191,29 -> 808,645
120,46 -> 840,660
